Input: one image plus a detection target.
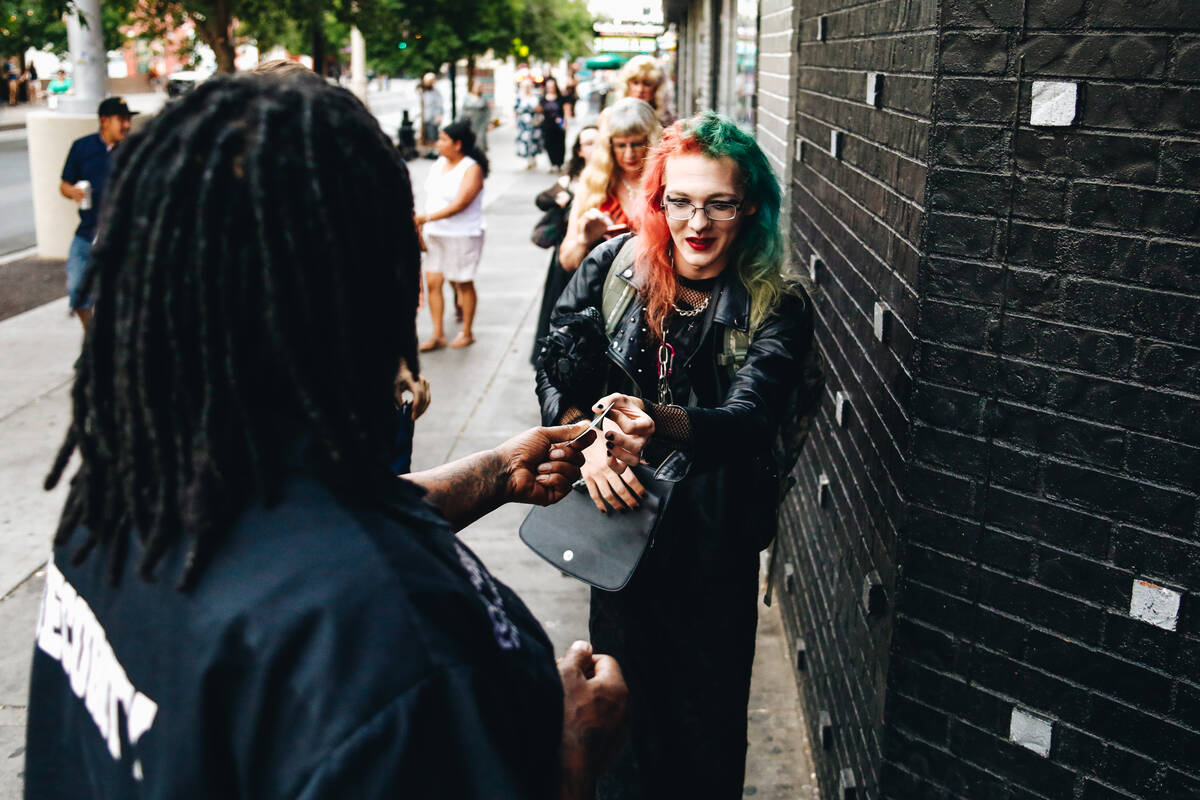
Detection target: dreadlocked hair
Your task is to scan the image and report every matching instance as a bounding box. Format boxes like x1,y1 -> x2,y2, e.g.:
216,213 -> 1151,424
45,74 -> 423,590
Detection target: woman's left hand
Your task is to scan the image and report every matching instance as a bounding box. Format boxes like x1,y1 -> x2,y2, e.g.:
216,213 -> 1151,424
590,393 -> 653,472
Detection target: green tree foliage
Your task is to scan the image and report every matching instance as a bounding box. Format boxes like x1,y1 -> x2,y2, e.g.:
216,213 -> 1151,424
16,0 -> 593,77
2,0 -> 130,61
359,0 -> 592,75
1,0 -> 67,57
516,0 -> 591,62
358,0 -> 519,77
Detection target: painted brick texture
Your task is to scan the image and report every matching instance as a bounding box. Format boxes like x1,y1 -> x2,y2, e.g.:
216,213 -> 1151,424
775,0 -> 1200,798
782,0 -> 933,794
757,0 -> 799,186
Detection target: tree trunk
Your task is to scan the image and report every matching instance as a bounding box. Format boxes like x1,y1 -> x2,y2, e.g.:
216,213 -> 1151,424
466,55 -> 475,87
193,0 -> 236,73
311,20 -> 326,77
448,60 -> 457,122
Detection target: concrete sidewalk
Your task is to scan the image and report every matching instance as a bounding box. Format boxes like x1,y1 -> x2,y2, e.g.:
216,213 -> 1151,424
0,121 -> 816,798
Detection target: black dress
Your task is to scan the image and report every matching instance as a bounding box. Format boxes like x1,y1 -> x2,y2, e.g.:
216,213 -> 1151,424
592,281 -> 761,799
540,95 -> 567,168
535,236 -> 815,798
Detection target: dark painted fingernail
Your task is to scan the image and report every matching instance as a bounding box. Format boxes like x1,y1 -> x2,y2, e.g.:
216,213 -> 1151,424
600,509 -> 608,514
605,432 -> 615,441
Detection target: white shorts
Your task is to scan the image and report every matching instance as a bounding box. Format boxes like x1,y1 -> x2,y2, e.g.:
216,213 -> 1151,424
424,233 -> 484,282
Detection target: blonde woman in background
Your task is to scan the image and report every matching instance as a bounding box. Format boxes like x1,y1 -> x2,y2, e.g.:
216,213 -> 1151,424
558,98 -> 661,272
616,55 -> 672,125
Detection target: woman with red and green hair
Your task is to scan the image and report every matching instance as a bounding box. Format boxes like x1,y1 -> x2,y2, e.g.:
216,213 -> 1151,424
535,112 -> 817,797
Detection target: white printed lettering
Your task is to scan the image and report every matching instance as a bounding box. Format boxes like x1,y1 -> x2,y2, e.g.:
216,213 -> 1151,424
35,563 -> 159,765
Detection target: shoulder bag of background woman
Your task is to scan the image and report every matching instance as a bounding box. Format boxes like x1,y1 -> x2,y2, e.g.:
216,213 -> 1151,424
531,204 -> 567,248
531,184 -> 570,248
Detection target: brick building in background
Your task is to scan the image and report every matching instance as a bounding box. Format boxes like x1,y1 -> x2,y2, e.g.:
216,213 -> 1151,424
665,0 -> 1199,797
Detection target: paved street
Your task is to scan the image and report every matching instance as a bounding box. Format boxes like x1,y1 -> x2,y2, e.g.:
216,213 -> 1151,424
0,132 -> 34,256
0,113 -> 816,799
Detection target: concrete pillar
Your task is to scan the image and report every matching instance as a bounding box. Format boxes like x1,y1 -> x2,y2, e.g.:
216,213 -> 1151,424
350,27 -> 368,104
27,112 -> 100,259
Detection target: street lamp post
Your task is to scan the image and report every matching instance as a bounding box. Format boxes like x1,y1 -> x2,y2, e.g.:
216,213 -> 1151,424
350,26 -> 368,104
59,0 -> 107,113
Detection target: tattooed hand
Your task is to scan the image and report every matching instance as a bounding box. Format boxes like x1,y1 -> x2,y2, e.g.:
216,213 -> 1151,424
495,423 -> 594,507
406,423 -> 595,530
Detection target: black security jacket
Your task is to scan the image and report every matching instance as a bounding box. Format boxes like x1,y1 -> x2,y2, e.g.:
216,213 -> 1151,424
25,475 -> 563,799
535,234 -> 814,553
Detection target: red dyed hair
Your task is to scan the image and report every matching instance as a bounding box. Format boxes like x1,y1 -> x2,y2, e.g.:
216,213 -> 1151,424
634,122 -> 703,339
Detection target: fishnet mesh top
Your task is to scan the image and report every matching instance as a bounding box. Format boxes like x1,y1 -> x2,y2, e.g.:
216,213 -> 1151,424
557,281 -> 713,457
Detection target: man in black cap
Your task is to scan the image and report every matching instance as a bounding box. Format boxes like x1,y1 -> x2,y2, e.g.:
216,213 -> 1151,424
58,97 -> 136,329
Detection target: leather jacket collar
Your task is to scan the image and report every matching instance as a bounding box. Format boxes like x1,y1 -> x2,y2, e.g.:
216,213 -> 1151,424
612,257 -> 751,333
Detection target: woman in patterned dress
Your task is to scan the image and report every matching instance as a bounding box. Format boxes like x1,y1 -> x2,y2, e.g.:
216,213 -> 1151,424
514,79 -> 543,169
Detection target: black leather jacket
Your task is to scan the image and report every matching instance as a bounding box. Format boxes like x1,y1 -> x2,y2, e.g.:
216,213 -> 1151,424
535,235 -> 815,553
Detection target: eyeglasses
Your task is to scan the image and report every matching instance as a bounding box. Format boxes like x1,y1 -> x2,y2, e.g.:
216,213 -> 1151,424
661,197 -> 742,221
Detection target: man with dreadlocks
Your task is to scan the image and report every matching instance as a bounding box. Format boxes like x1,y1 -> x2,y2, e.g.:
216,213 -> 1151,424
24,73 -> 643,799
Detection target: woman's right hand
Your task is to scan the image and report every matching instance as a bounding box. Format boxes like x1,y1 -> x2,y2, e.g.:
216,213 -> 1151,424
579,209 -> 614,248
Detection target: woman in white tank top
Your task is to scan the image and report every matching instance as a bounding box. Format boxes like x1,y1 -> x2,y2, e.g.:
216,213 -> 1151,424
414,121 -> 488,350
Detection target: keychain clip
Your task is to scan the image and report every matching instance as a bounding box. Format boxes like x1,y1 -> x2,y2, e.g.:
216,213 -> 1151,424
657,342 -> 675,380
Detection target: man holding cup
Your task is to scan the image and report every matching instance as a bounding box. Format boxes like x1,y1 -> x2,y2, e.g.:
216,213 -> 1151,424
58,97 -> 135,329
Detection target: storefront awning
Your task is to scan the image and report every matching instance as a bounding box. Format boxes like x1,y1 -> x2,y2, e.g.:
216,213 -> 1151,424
584,54 -> 630,70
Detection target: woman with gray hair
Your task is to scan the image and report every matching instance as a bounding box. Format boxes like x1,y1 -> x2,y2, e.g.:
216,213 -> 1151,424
558,98 -> 661,272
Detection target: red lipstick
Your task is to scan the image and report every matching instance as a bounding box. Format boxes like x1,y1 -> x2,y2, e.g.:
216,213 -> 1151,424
686,237 -> 714,251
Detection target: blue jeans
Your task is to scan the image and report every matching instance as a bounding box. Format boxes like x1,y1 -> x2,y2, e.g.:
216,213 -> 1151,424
65,234 -> 93,310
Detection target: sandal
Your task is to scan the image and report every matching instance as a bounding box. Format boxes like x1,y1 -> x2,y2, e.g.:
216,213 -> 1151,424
449,333 -> 475,348
418,337 -> 447,352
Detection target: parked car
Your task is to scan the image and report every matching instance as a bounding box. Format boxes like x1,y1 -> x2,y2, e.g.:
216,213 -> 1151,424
166,70 -> 209,98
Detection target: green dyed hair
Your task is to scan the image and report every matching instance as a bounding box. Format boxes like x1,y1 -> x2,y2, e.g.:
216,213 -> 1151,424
637,111 -> 790,337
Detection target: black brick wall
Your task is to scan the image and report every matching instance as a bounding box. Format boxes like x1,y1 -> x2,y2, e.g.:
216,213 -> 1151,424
776,0 -> 1200,798
782,0 -> 932,794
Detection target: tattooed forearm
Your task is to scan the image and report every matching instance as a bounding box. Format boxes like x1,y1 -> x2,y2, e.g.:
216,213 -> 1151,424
405,450 -> 508,530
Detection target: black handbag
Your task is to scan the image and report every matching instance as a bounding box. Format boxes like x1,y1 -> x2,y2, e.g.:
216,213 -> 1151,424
531,204 -> 567,248
519,464 -> 675,591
